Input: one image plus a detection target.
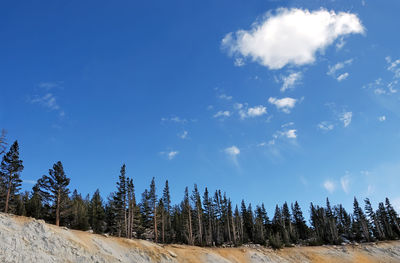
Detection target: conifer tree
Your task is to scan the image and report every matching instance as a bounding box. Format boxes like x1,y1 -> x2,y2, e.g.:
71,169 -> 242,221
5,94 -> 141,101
364,198 -> 384,240
291,201 -> 308,240
202,187 -> 213,246
162,180 -> 172,243
183,186 -> 194,245
352,197 -> 371,242
36,161 -> 70,226
69,190 -> 90,230
191,184 -> 203,245
0,141 -> 24,213
0,129 -> 7,156
385,198 -> 400,237
114,164 -> 127,237
149,177 -> 158,242
89,189 -> 105,233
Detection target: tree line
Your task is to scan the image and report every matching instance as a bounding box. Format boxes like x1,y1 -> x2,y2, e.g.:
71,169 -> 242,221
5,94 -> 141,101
1,134 -> 400,248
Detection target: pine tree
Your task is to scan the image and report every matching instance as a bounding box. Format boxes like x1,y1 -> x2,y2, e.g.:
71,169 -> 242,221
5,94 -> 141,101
69,190 -> 90,230
364,198 -> 384,240
0,141 -> 24,213
191,184 -> 203,245
0,129 -> 7,156
149,177 -> 158,242
36,161 -> 70,226
89,189 -> 105,233
352,197 -> 371,242
114,164 -> 127,237
291,201 -> 308,240
162,180 -> 172,243
183,186 -> 194,245
202,187 -> 213,246
385,198 -> 400,237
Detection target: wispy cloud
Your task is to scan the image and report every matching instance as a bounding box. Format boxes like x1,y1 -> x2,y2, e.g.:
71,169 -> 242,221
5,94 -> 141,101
337,72 -> 349,82
179,130 -> 188,139
281,72 -> 302,92
224,145 -> 240,165
340,111 -> 353,127
327,59 -> 353,79
317,121 -> 334,131
213,110 -> 231,118
160,150 -> 179,160
161,116 -> 188,123
340,173 -> 351,193
222,8 -> 364,69
323,180 -> 336,193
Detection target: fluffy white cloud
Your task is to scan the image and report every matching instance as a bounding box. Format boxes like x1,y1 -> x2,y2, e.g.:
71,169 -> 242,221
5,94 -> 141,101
222,8 -> 364,69
282,129 -> 297,138
378,115 -> 386,122
247,106 -> 267,117
337,72 -> 349,82
213,110 -> 231,118
225,146 -> 240,156
281,72 -> 302,92
318,121 -> 334,131
340,174 -> 350,193
268,97 -> 297,113
340,111 -> 352,127
324,180 -> 336,193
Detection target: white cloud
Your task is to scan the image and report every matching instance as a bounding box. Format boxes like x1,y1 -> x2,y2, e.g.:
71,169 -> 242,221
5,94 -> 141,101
222,8 -> 364,69
340,111 -> 352,127
179,131 -> 188,139
337,72 -> 349,82
218,94 -> 233,100
161,116 -> 187,123
340,174 -> 350,193
213,110 -> 231,118
323,180 -> 336,193
247,105 -> 267,117
167,151 -> 179,160
268,97 -> 297,113
160,150 -> 179,160
234,57 -> 245,67
281,72 -> 302,92
236,104 -> 267,119
225,145 -> 240,156
30,93 -> 60,111
378,115 -> 386,122
336,37 -> 346,50
282,129 -> 297,138
318,121 -> 334,131
327,59 -> 353,77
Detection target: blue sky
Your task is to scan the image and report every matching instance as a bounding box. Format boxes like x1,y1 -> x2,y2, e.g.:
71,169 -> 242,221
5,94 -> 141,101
1,0 -> 400,215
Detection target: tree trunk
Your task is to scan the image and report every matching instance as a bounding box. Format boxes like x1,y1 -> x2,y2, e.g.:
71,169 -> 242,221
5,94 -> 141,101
154,204 -> 158,242
231,215 -> 237,245
197,206 -> 202,245
56,189 -> 60,226
4,176 -> 11,213
161,210 -> 165,243
188,205 -> 193,245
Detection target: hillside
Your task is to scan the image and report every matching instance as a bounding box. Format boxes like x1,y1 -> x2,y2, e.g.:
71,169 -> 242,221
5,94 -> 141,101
1,213 -> 400,263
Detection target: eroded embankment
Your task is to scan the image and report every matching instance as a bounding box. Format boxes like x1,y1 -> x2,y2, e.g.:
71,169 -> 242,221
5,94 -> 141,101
1,213 -> 400,263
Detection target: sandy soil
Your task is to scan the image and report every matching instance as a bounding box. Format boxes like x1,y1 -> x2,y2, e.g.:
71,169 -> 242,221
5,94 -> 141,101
1,212 -> 400,263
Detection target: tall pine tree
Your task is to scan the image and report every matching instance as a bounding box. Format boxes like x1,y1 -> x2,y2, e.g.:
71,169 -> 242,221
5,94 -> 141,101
0,141 -> 24,213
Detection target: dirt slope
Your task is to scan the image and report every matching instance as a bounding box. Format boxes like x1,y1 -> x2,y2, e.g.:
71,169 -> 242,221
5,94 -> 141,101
1,212 -> 400,263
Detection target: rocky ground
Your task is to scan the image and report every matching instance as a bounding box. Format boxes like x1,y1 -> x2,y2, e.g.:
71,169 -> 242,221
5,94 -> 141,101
1,212 -> 400,262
